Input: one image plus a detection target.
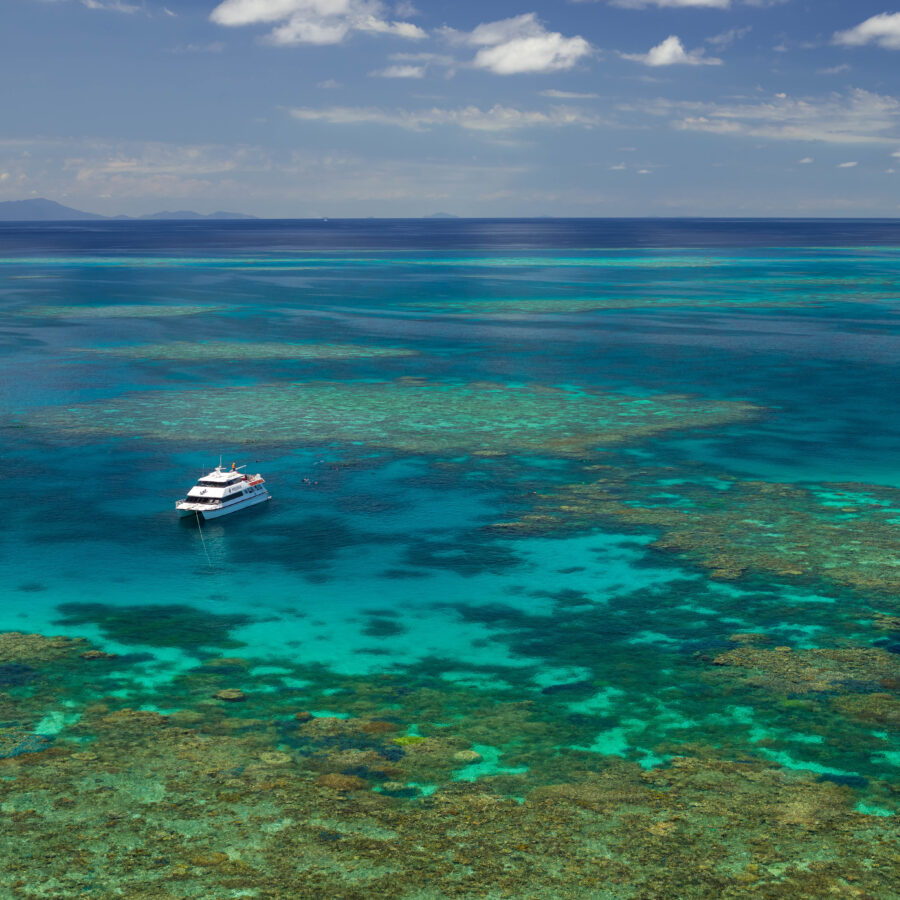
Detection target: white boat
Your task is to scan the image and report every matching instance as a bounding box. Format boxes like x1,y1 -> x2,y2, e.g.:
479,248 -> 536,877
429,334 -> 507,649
176,463 -> 271,520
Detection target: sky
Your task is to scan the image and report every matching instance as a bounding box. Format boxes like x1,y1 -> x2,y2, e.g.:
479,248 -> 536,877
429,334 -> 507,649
3,0 -> 900,216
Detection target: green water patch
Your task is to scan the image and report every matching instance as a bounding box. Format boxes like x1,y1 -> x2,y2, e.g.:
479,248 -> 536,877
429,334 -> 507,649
437,574 -> 899,787
19,304 -> 227,318
452,744 -> 529,782
79,341 -> 418,361
53,603 -> 253,655
24,379 -> 760,457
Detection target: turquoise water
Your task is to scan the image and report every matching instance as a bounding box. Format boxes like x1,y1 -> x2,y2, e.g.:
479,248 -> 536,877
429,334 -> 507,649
1,220 -> 898,896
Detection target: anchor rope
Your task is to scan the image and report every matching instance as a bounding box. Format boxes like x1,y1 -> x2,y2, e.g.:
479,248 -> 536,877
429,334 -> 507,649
195,512 -> 213,569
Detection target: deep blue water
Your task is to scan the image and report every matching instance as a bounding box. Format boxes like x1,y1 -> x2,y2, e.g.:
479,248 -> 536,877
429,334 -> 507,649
1,219 -> 898,815
4,217 -> 900,253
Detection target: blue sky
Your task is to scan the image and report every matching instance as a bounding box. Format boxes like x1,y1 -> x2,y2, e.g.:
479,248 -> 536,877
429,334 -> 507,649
3,0 -> 900,216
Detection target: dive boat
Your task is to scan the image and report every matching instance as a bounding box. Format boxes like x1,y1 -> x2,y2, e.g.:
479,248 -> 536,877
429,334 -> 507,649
176,463 -> 271,520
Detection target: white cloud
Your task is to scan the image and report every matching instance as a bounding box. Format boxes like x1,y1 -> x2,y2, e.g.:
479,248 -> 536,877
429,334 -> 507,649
608,161 -> 657,173
81,0 -> 140,11
68,143 -> 258,180
0,134 -> 548,215
289,103 -> 602,131
837,161 -> 858,167
378,51 -> 457,77
444,13 -> 591,75
707,26 -> 751,50
540,89 -> 599,99
30,139 -> 276,204
818,64 -> 850,75
170,42 -> 226,54
834,13 -> 900,50
622,35 -> 722,67
463,14 -> 541,46
210,0 -> 426,46
608,0 -> 787,4
611,0 -> 729,7
798,157 -> 814,164
370,64 -> 424,77
894,150 -> 900,158
391,51 -> 453,62
631,89 -> 900,144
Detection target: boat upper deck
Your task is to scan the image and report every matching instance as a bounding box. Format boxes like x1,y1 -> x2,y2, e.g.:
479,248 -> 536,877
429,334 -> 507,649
186,465 -> 265,499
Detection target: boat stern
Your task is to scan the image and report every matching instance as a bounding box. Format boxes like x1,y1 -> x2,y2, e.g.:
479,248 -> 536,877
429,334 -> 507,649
176,500 -> 206,519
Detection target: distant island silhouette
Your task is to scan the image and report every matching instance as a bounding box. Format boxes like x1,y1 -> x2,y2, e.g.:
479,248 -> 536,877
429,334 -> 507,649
0,198 -> 256,221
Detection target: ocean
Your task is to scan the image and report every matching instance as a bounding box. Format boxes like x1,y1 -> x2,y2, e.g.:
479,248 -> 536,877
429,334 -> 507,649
1,218 -> 898,897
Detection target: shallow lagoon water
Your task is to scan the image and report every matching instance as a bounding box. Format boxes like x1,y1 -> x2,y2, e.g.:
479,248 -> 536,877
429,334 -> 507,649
1,219 -> 898,897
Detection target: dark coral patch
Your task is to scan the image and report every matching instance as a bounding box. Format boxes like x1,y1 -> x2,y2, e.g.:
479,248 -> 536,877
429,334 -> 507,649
818,773 -> 868,789
362,617 -> 407,638
0,730 -> 51,759
53,603 -> 253,654
15,583 -> 46,593
0,663 -> 38,687
405,535 -> 521,576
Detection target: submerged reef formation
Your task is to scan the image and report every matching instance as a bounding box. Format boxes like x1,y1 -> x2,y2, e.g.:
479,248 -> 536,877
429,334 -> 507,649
53,603 -> 253,655
8,244 -> 900,895
709,644 -> 900,733
407,269 -> 900,315
496,462 -> 900,602
78,341 -> 418,361
24,380 -> 759,456
19,304 -> 227,318
0,629 -> 896,898
413,296 -> 809,315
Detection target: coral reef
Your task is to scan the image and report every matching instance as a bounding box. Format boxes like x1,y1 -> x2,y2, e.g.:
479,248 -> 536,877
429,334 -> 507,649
0,631 -> 895,898
708,645 -> 900,731
24,380 -> 760,456
496,462 -> 900,601
80,342 -> 417,361
413,296 -> 813,315
710,646 -> 897,696
20,304 -> 226,318
0,632 -> 86,663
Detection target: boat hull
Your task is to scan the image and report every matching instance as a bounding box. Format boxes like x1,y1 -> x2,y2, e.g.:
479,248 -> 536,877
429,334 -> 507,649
177,491 -> 270,520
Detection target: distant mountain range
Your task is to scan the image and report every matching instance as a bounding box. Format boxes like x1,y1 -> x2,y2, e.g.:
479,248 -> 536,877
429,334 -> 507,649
0,198 -> 256,221
137,209 -> 257,220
